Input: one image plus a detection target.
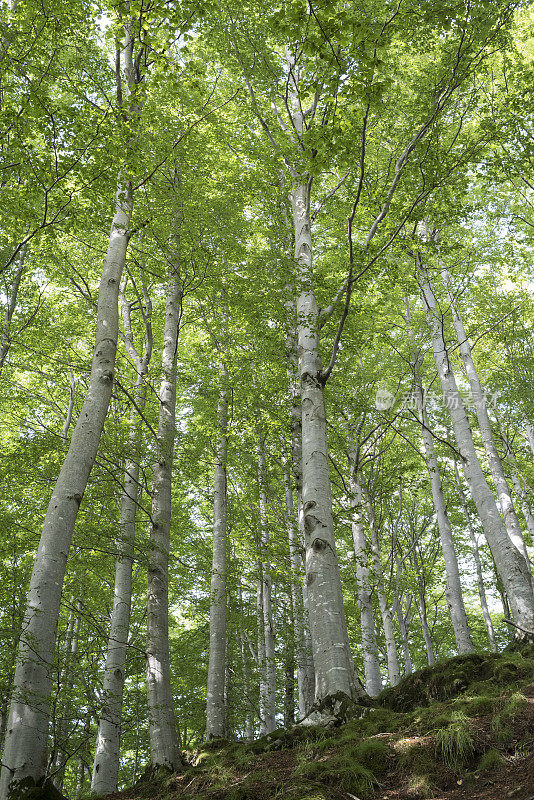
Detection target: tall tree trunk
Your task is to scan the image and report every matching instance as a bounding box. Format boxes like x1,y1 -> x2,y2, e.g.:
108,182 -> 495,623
0,28 -> 142,796
282,452 -> 314,716
206,383 -> 229,740
453,461 -> 496,651
499,427 -> 534,541
443,268 -> 531,571
415,589 -> 435,666
290,178 -> 362,701
363,487 -> 401,686
92,297 -> 152,792
257,442 -> 276,734
417,258 -> 534,635
405,298 -> 474,653
0,246 -> 25,376
348,459 -> 382,696
146,253 -> 183,768
52,601 -> 81,788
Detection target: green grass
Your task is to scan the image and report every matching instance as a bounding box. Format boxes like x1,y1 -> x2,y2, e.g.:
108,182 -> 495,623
434,711 -> 474,769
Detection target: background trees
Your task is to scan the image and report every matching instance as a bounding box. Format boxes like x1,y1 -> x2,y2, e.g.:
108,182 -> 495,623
0,0 -> 533,793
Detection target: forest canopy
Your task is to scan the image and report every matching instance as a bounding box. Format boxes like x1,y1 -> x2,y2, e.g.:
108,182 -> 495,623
0,0 -> 533,796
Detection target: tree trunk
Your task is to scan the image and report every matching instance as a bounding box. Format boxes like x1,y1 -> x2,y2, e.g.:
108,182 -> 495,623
0,30 -> 141,794
257,443 -> 276,735
453,460 -> 497,651
0,246 -> 26,376
405,298 -> 474,653
363,487 -> 401,686
416,590 -> 435,666
92,356 -> 151,790
146,255 -> 183,769
444,268 -> 531,571
348,460 -> 382,696
290,179 -> 363,701
206,383 -> 229,740
418,260 -> 534,635
282,452 -> 314,716
52,601 -> 81,788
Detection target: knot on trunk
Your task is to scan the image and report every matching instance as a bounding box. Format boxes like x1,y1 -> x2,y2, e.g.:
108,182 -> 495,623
100,369 -> 113,383
311,536 -> 328,552
301,370 -> 321,389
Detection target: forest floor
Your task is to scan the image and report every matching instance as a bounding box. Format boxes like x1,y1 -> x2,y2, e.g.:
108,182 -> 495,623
112,646 -> 534,800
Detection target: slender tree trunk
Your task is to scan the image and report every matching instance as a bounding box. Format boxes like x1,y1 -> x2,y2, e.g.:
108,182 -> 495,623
418,259 -> 534,635
282,453 -> 314,716
525,422 -> 534,460
443,268 -> 531,571
405,298 -> 474,653
363,487 -> 401,686
0,30 -> 142,796
290,179 -> 362,701
348,460 -> 382,696
453,461 -> 496,651
500,428 -> 534,541
415,590 -> 435,666
92,345 -> 151,790
0,246 -> 25,377
206,383 -> 229,740
394,595 -> 412,675
257,443 -> 276,734
52,601 -> 81,788
146,253 -> 183,768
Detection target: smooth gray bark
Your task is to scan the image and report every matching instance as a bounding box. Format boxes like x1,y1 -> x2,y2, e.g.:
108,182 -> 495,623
291,179 -> 362,701
52,601 -> 81,788
0,29 -> 141,794
0,247 -> 25,376
418,260 -> 534,635
348,460 -> 382,696
146,255 -> 183,768
282,453 -> 314,716
362,487 -> 401,686
443,269 -> 531,571
453,461 -> 496,651
205,384 -> 229,740
257,443 -> 276,735
91,285 -> 152,793
405,299 -> 474,654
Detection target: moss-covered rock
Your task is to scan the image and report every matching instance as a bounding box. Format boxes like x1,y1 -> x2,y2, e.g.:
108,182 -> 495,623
8,778 -> 66,800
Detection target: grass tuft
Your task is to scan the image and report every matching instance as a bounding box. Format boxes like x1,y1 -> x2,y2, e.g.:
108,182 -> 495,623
434,711 -> 474,769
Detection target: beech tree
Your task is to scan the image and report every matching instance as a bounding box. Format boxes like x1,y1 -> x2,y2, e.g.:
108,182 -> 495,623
1,0 -> 534,794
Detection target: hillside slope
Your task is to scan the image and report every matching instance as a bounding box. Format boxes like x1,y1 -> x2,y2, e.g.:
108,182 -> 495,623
109,647 -> 534,800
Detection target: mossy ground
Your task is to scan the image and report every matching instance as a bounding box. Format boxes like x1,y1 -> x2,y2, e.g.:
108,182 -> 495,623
110,647 -> 534,800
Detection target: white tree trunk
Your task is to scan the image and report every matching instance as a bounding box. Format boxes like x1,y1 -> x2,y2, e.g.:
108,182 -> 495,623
92,362 -> 150,791
418,262 -> 534,635
205,384 -> 228,740
0,246 -> 26,376
363,487 -> 401,686
525,422 -> 534,460
444,269 -> 531,571
405,298 -> 474,653
257,443 -> 276,734
282,454 -> 314,717
146,258 -> 183,769
53,601 -> 81,788
453,461 -> 497,651
499,427 -> 534,542
0,119 -> 135,800
290,179 -> 363,701
348,461 -> 382,696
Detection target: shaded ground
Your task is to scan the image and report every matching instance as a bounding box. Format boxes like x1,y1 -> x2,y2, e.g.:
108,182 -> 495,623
108,647 -> 534,800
